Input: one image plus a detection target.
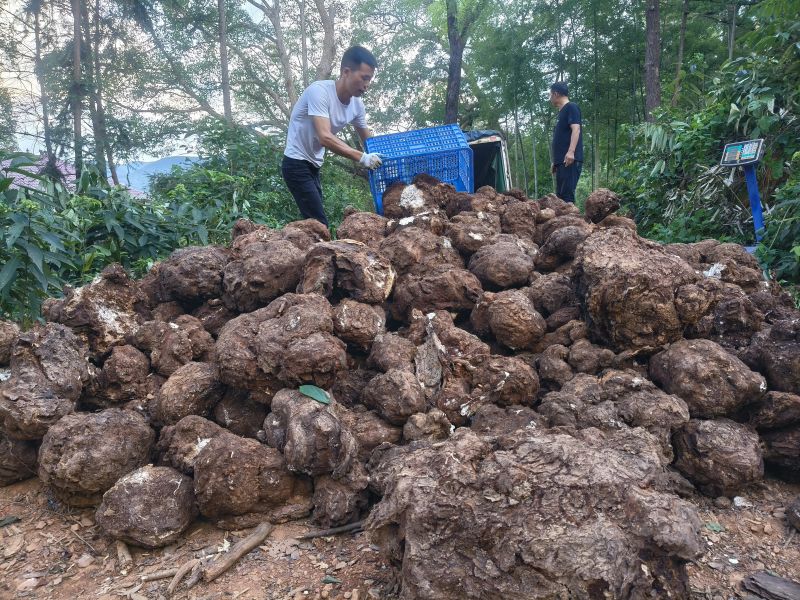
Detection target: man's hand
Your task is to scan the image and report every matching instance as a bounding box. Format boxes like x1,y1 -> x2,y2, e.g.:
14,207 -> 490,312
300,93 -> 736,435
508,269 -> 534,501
359,152 -> 383,169
564,150 -> 575,166
551,163 -> 557,174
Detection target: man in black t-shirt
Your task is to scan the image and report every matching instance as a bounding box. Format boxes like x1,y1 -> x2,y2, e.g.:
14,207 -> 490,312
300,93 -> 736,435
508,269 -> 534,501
549,82 -> 583,203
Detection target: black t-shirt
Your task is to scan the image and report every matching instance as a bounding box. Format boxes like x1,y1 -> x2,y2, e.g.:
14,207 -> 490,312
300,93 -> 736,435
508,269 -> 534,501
551,102 -> 583,164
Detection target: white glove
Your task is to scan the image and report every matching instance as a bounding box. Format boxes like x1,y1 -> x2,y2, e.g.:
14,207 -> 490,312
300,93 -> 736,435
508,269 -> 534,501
359,152 -> 383,169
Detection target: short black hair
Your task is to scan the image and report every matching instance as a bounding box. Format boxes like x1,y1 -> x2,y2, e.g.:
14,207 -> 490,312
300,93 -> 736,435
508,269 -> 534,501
550,82 -> 569,97
341,45 -> 377,71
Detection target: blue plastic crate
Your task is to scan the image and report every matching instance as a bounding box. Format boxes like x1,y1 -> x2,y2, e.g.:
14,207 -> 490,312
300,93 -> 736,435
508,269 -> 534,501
365,124 -> 474,215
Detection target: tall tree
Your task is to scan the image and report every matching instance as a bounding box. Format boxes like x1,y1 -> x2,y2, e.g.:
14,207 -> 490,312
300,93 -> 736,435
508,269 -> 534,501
726,1 -> 737,60
644,0 -> 661,121
444,0 -> 487,124
80,0 -> 107,178
26,0 -> 55,166
70,0 -> 83,175
218,0 -> 232,123
670,0 -> 689,107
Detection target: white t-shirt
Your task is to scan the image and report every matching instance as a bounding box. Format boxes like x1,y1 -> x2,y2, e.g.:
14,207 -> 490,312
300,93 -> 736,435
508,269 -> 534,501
284,80 -> 368,167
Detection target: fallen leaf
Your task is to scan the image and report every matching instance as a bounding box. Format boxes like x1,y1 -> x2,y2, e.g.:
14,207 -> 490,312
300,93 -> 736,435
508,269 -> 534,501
299,385 -> 331,405
2,535 -> 24,558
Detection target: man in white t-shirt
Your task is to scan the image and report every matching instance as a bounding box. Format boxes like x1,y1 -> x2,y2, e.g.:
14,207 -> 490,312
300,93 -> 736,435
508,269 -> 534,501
282,45 -> 383,227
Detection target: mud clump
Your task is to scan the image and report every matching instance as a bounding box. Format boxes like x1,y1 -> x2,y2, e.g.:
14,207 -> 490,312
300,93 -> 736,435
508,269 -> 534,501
672,418 -> 764,495
0,431 -> 37,485
1,184 -> 798,597
584,188 -> 621,223
153,361 -> 224,426
650,339 -> 766,418
96,465 -> 198,548
193,430 -> 312,528
0,323 -> 90,440
38,408 -> 155,506
42,264 -> 146,359
222,239 -> 307,312
0,320 -> 20,365
367,428 -> 702,599
575,227 -> 699,352
262,389 -> 358,478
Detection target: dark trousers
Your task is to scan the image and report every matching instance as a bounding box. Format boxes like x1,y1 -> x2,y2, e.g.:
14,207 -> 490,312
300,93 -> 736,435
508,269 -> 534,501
281,156 -> 328,226
555,161 -> 583,203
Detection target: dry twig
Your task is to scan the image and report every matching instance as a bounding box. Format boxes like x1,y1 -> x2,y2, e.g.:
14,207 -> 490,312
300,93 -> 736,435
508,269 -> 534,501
295,520 -> 364,540
202,522 -> 274,583
184,522 -> 274,589
116,540 -> 133,570
68,527 -> 96,554
166,558 -> 199,596
141,568 -> 179,582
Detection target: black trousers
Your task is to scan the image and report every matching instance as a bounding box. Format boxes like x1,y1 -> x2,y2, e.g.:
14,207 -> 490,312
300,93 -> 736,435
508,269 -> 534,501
555,161 -> 583,203
281,156 -> 328,226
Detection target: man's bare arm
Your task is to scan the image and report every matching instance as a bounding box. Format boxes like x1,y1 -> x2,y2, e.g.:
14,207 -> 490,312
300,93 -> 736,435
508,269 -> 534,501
564,123 -> 581,166
312,116 -> 363,162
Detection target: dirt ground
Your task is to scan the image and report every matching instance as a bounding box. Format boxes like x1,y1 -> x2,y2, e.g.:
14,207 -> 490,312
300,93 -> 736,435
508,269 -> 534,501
1,475 -> 798,600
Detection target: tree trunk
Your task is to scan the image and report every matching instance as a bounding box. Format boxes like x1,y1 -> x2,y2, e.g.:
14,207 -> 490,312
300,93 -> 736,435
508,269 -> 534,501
727,2 -> 737,61
300,0 -> 309,88
644,0 -> 661,121
592,0 -> 599,190
71,0 -> 83,177
312,0 -> 335,81
32,9 -> 55,168
529,112 -> 538,198
82,0 -> 107,179
93,0 -> 117,184
218,0 -> 233,123
670,0 -> 689,107
513,103 -> 528,193
444,0 -> 463,124
251,0 -> 298,106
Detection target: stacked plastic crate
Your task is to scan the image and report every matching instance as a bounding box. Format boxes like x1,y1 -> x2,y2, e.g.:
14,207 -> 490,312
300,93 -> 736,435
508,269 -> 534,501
364,123 -> 474,215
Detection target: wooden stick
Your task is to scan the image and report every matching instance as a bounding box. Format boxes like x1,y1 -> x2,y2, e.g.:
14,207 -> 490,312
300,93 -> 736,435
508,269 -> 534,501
200,522 -> 274,584
116,541 -> 133,570
783,528 -> 796,548
141,568 -> 178,582
184,560 -> 204,589
69,527 -> 97,554
295,521 -> 364,540
166,558 -> 199,596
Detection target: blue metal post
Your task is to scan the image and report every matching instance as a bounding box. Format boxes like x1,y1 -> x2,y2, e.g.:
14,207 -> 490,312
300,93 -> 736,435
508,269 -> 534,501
743,163 -> 765,242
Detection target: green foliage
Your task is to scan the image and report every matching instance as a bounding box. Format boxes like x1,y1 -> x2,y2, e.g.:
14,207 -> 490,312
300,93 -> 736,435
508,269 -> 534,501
614,10 -> 800,278
756,156 -> 800,284
0,154 -> 185,321
150,120 -> 373,237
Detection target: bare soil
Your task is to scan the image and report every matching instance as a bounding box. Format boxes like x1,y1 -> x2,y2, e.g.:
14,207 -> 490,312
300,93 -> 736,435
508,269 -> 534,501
0,478 -> 397,600
1,476 -> 797,600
